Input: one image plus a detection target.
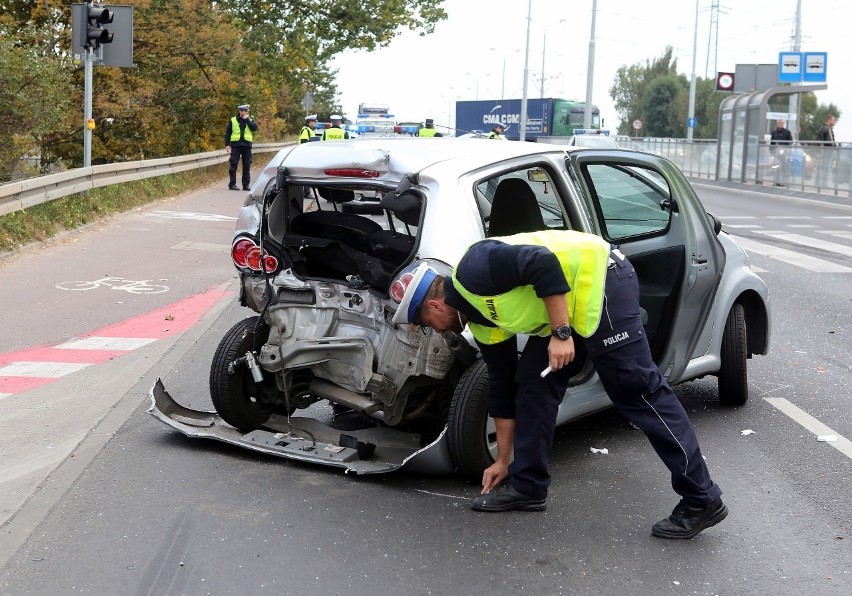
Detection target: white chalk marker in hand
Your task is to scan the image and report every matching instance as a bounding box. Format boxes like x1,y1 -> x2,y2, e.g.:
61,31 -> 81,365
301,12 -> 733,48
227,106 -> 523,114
540,366 -> 552,378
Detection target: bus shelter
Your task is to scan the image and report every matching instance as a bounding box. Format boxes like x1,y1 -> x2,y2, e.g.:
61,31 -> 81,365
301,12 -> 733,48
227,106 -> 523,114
714,84 -> 826,183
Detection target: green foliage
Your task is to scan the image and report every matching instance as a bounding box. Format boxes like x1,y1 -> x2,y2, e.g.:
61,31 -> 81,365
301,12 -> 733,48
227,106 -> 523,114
0,34 -> 75,180
2,0 -> 448,172
609,46 -> 842,140
640,75 -> 688,137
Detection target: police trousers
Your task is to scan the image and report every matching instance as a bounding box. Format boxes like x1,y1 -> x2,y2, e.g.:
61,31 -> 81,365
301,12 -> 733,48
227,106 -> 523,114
508,253 -> 722,506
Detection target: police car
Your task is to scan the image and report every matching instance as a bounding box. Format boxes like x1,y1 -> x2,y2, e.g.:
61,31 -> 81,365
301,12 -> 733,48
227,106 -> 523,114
150,137 -> 771,478
567,129 -> 619,148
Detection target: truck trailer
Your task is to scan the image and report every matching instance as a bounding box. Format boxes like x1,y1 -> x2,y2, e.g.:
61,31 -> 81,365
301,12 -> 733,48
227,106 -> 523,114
454,98 -> 600,141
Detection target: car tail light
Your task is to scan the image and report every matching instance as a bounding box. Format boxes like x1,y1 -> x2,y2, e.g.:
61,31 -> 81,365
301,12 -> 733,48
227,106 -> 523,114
262,254 -> 278,273
324,168 -> 380,178
232,237 -> 279,273
231,238 -> 255,268
390,272 -> 414,303
245,246 -> 262,270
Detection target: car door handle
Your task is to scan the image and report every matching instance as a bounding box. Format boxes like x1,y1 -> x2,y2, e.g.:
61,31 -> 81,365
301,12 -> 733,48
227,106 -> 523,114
692,256 -> 708,265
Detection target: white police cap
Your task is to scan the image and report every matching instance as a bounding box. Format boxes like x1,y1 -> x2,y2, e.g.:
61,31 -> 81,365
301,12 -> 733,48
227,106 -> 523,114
305,114 -> 318,121
330,114 -> 342,120
237,104 -> 250,111
390,262 -> 440,325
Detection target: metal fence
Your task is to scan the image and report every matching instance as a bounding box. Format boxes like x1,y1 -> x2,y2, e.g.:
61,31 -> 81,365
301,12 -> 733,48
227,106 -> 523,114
0,143 -> 292,217
539,136 -> 852,198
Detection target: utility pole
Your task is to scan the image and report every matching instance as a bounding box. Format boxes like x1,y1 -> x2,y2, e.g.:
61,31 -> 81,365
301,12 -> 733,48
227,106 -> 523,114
583,0 -> 597,130
790,0 -> 802,140
687,0 -> 699,141
519,0 -> 532,142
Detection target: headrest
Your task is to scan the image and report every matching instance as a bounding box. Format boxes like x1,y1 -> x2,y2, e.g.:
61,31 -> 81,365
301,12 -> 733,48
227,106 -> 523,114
317,187 -> 356,203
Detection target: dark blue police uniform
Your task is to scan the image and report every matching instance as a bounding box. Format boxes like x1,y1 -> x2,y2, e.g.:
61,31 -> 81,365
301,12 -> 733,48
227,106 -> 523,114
444,241 -> 722,505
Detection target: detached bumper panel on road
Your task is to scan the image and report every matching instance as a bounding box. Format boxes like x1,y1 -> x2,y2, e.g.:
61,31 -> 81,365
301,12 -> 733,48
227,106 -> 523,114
148,378 -> 452,475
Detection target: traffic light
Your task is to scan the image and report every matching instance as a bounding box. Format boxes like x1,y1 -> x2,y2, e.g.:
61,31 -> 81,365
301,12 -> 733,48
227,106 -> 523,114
80,3 -> 114,50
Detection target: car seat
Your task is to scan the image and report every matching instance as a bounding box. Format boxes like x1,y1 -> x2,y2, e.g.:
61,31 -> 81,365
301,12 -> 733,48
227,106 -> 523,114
487,178 -> 546,237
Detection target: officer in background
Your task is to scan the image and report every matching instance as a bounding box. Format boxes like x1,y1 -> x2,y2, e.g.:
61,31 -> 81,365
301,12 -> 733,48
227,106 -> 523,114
300,114 -> 318,143
392,230 -> 727,540
225,104 -> 259,191
487,122 -> 508,140
416,118 -> 442,137
322,114 -> 350,141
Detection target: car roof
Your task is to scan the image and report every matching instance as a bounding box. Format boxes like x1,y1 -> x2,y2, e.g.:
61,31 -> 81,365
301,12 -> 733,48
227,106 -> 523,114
279,137 -> 568,183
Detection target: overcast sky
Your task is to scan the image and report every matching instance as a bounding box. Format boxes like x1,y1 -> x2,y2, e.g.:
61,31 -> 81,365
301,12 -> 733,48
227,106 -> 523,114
330,0 -> 850,140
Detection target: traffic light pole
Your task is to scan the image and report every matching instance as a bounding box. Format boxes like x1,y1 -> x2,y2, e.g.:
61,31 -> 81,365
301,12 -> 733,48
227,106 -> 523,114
83,48 -> 93,168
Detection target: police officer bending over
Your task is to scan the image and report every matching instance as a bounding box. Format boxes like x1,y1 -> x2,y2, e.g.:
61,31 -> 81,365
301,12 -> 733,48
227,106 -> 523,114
394,230 -> 727,539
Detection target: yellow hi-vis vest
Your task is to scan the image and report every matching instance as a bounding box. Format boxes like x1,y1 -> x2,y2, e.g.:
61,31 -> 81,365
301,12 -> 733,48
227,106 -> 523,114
322,126 -> 346,140
299,126 -> 314,143
451,230 -> 611,345
230,117 -> 253,142
418,127 -> 438,137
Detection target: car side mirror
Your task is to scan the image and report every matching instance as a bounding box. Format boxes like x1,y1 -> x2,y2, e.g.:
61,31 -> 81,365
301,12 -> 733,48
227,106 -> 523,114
706,212 -> 723,235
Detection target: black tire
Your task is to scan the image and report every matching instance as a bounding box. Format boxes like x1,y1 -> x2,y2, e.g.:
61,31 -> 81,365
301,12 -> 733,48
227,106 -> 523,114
209,316 -> 278,431
447,360 -> 497,480
718,303 -> 748,406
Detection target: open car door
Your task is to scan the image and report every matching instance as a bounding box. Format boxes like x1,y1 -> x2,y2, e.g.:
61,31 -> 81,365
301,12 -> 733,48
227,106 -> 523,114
567,152 -> 726,382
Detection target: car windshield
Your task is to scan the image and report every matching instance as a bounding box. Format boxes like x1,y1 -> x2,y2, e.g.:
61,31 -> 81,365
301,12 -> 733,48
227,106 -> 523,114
572,135 -> 618,148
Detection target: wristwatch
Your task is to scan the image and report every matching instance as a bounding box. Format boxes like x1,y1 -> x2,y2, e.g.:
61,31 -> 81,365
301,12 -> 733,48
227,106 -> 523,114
551,324 -> 572,340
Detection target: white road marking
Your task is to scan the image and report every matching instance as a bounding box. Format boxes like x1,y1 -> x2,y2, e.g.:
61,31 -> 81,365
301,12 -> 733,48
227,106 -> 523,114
754,231 -> 852,257
0,361 -> 91,378
170,240 -> 230,253
826,231 -> 852,240
0,393 -> 11,400
750,265 -> 769,273
822,216 -> 852,219
767,215 -> 810,219
764,397 -> 852,460
787,224 -> 818,228
147,210 -> 237,222
725,224 -> 762,229
731,235 -> 852,273
56,337 -> 156,351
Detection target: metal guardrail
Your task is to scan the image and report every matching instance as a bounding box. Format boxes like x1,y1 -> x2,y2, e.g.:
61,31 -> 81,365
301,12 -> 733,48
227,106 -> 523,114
0,143 -> 292,217
539,136 -> 852,198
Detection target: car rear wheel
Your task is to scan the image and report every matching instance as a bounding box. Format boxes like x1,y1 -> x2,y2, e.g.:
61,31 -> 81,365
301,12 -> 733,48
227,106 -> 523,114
718,303 -> 748,406
210,316 -> 279,431
447,360 -> 497,480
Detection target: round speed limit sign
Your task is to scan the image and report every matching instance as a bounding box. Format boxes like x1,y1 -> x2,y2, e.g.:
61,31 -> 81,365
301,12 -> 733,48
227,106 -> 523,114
632,119 -> 643,131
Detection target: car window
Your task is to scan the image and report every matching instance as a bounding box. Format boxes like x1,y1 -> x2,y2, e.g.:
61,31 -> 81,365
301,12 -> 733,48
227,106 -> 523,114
475,166 -> 570,236
583,163 -> 671,241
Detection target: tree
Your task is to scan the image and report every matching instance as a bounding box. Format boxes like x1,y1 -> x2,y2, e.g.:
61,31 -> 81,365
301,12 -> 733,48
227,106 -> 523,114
640,75 -> 688,137
0,34 -> 74,179
610,46 -> 680,136
215,0 -> 447,135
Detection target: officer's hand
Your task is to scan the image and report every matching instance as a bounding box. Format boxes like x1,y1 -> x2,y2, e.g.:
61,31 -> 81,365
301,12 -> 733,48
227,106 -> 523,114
225,146 -> 231,153
547,336 -> 575,371
481,461 -> 509,494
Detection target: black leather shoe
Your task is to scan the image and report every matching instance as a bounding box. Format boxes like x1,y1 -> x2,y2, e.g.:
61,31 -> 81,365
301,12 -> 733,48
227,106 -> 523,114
470,482 -> 546,512
652,498 -> 728,539
228,184 -> 238,191
242,187 -> 250,191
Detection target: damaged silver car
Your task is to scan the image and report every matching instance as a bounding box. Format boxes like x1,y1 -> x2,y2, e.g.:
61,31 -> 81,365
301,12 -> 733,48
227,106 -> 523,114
150,137 -> 771,478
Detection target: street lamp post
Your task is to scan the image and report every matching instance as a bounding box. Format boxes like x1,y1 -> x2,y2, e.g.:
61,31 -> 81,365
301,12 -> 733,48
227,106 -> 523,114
520,0 -> 532,142
583,0 -> 597,130
540,19 -> 566,99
